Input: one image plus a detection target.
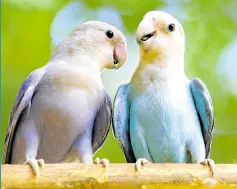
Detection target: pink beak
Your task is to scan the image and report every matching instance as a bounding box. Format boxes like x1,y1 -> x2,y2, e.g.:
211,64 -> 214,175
114,40 -> 127,69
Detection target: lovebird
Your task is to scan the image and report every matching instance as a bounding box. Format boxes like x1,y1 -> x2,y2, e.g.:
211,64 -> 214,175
112,11 -> 215,175
3,21 -> 127,176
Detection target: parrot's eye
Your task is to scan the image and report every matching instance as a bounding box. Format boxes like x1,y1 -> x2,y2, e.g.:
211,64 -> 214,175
106,30 -> 114,39
167,23 -> 175,32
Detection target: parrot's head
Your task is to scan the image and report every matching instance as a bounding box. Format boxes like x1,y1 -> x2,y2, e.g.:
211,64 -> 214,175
53,21 -> 128,71
136,11 -> 185,61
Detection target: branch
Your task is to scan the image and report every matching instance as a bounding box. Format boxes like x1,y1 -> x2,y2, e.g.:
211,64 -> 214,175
2,163 -> 237,189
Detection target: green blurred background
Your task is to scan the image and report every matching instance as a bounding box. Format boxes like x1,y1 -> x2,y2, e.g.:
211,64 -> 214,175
1,0 -> 237,163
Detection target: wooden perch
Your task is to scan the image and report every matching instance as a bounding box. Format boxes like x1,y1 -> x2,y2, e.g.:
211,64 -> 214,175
2,163 -> 237,189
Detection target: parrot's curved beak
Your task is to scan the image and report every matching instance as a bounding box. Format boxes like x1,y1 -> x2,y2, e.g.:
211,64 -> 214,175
113,40 -> 127,69
136,17 -> 156,44
113,49 -> 119,66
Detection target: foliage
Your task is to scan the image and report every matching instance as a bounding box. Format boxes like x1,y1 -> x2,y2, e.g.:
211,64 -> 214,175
2,0 -> 237,163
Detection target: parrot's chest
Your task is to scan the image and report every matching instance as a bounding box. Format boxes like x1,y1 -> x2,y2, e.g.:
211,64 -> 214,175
130,81 -> 202,162
31,81 -> 104,162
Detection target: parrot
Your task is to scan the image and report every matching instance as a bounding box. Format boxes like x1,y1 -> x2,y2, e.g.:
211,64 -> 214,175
3,21 -> 128,176
112,11 -> 215,176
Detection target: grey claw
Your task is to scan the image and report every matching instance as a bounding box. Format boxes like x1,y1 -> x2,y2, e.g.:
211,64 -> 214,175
135,158 -> 150,173
94,157 -> 109,168
200,158 -> 215,177
24,158 -> 45,176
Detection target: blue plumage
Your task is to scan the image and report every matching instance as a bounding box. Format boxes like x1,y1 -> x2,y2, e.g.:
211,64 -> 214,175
112,10 -> 215,173
113,78 -> 214,164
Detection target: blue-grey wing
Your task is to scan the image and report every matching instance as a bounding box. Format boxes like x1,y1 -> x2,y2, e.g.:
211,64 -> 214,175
112,84 -> 136,163
92,90 -> 112,153
190,78 -> 214,158
3,68 -> 45,164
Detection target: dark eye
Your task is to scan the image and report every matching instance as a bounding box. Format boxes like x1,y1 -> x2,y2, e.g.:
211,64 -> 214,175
167,23 -> 175,32
106,30 -> 114,38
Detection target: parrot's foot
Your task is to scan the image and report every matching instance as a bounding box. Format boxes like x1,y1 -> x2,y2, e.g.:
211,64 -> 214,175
94,157 -> 109,168
135,158 -> 150,173
24,158 -> 45,177
200,159 -> 215,177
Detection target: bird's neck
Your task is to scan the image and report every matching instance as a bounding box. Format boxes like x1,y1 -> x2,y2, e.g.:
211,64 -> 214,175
131,51 -> 185,84
49,52 -> 106,73
45,58 -> 104,90
140,48 -> 184,67
49,38 -> 111,73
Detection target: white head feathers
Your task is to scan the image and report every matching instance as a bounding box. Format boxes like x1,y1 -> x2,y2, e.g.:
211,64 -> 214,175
136,11 -> 185,64
51,21 -> 127,71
